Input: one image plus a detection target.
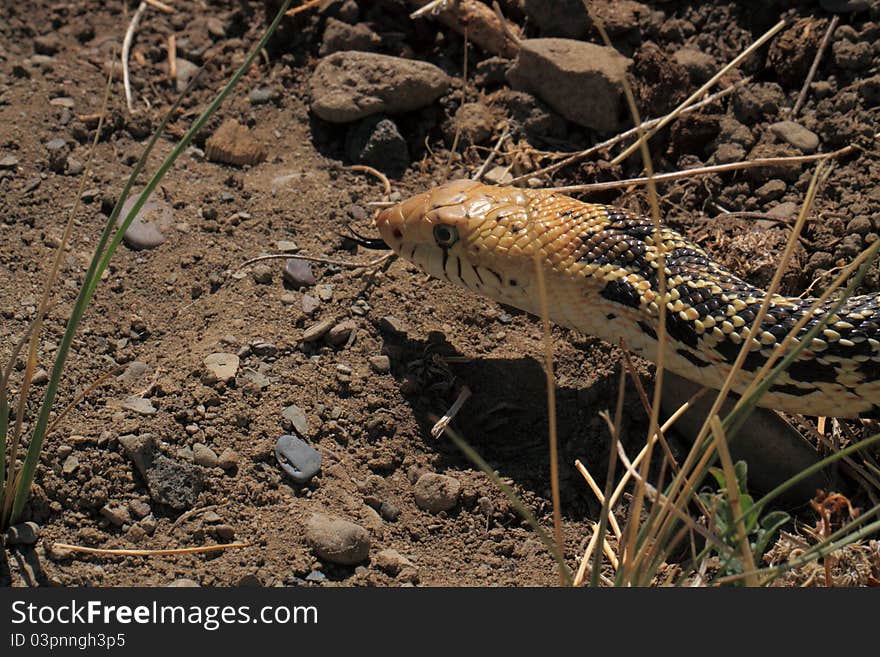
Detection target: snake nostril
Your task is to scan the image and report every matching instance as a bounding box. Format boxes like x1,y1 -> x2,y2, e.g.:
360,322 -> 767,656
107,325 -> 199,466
393,229 -> 403,239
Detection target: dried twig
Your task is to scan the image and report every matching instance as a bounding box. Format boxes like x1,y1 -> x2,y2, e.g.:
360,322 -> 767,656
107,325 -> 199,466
410,0 -> 448,18
122,1 -> 148,114
473,128 -> 510,180
284,0 -> 322,17
144,0 -> 175,12
546,139 -> 873,195
345,164 -> 391,198
167,34 -> 177,83
51,542 -> 249,557
791,16 -> 839,118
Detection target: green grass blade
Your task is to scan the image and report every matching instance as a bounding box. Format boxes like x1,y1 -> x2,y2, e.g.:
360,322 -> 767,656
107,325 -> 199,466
9,0 -> 294,523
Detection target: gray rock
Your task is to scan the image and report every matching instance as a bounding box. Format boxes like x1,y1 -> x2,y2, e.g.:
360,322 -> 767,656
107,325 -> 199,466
118,435 -> 202,510
251,265 -> 273,284
192,443 -> 220,468
168,578 -> 201,587
6,521 -> 40,545
770,121 -> 819,153
283,259 -> 316,288
732,83 -> 784,124
319,18 -> 381,56
413,473 -> 461,513
100,504 -> 131,527
345,115 -> 409,175
522,0 -> 589,38
144,454 -> 202,509
203,352 -> 239,385
275,434 -> 322,484
378,315 -> 407,336
122,396 -> 156,415
301,295 -> 320,315
118,360 -> 151,387
0,154 -> 19,169
173,57 -> 200,92
507,39 -> 631,132
305,513 -> 370,565
282,404 -> 309,435
118,192 -> 173,250
310,51 -> 450,123
62,454 -> 79,476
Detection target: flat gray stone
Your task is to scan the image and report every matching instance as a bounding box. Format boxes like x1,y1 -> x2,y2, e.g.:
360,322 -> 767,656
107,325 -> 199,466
310,51 -> 450,123
275,434 -> 321,484
203,352 -> 239,384
281,405 -> 309,436
769,121 -> 820,154
507,39 -> 631,132
283,259 -> 316,288
122,396 -> 156,415
119,192 -> 173,251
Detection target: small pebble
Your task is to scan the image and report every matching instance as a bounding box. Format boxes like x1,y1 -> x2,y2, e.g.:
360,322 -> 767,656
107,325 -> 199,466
251,265 -> 273,284
218,448 -> 239,470
100,504 -> 131,527
282,404 -> 309,435
122,396 -> 156,415
193,443 -> 220,468
203,352 -> 240,384
62,454 -> 79,476
301,295 -> 320,315
414,473 -> 461,513
327,320 -> 356,346
283,259 -> 316,288
369,355 -> 391,374
305,513 -> 370,565
248,87 -> 279,105
277,240 -> 299,252
275,434 -> 322,484
302,318 -> 334,342
168,578 -> 201,587
315,284 -> 334,301
375,548 -> 416,576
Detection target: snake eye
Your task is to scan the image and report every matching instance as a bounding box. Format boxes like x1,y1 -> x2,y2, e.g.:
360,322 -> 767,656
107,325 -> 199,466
433,224 -> 459,248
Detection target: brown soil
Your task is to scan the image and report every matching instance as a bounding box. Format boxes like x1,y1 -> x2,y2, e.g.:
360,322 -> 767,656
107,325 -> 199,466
1,1 -> 879,587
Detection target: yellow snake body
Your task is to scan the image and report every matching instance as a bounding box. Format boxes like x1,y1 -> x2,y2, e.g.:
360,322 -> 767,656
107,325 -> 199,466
375,180 -> 880,418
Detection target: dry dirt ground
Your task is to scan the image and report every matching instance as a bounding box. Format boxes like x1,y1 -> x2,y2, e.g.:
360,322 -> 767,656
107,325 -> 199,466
1,0 -> 880,587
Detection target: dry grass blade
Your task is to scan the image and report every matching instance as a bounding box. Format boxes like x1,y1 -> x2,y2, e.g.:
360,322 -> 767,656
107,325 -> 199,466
51,542 -> 249,557
123,1 -> 148,114
545,140 -> 870,195
284,0 -> 322,17
574,459 -> 621,540
791,16 -> 839,118
532,243 -> 566,585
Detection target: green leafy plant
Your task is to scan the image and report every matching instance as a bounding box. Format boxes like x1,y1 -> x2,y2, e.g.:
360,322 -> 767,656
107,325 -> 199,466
698,461 -> 790,583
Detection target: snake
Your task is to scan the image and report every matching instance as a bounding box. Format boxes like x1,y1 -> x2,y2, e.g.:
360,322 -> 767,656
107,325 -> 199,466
371,179 -> 880,419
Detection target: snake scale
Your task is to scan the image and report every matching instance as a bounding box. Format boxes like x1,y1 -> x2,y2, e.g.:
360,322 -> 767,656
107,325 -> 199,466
373,179 -> 880,419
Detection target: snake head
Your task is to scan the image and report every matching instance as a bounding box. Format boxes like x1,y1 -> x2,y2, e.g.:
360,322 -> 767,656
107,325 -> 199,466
375,180 -> 542,304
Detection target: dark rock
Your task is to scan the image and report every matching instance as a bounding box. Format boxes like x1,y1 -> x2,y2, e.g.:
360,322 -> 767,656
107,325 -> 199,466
118,435 -> 202,510
275,434 -> 322,484
5,522 -> 40,545
345,115 -> 409,175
